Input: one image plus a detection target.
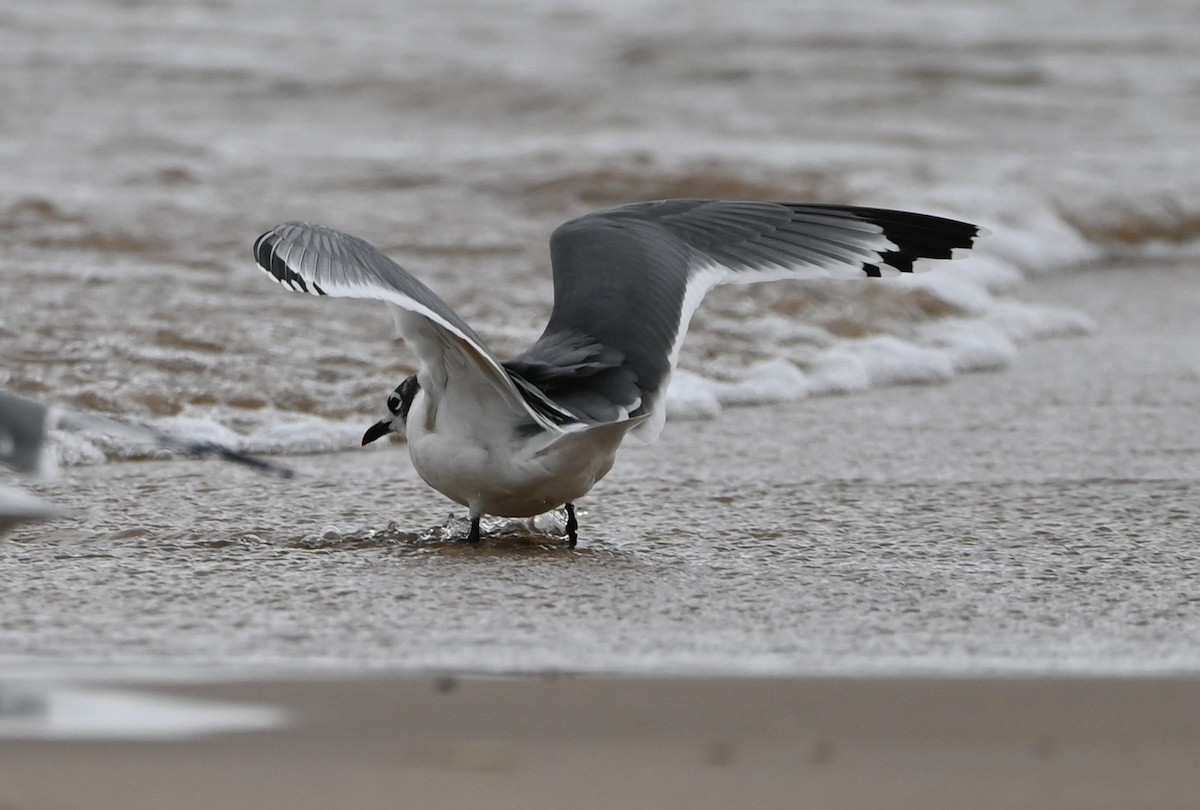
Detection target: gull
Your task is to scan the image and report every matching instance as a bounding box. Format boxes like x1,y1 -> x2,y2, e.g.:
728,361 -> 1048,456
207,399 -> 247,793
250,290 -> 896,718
0,389 -> 294,479
0,389 -> 292,537
254,199 -> 982,546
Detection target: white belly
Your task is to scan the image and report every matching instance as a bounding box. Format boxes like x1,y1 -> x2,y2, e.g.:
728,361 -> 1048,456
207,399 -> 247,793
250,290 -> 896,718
405,385 -> 635,518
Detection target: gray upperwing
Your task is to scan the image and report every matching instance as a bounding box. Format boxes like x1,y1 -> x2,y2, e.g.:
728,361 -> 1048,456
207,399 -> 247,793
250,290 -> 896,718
0,389 -> 52,475
515,199 -> 984,438
507,214 -> 694,425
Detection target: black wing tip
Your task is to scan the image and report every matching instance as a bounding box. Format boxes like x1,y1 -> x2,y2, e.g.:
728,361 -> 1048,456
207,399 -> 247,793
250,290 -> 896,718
253,224 -> 320,295
841,207 -> 985,274
252,230 -> 275,273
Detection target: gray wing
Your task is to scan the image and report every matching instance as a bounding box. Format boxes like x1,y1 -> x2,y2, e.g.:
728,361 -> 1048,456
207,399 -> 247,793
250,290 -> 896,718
254,223 -> 578,430
0,389 -> 63,533
0,389 -> 52,475
507,200 -> 984,440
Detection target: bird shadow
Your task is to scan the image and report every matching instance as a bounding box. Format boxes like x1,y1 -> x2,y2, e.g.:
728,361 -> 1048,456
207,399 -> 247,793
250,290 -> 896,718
279,514 -> 580,556
409,516 -> 576,556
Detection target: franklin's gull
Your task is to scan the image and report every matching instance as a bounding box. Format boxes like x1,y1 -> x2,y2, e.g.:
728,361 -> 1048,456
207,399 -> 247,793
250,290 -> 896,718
253,199 -> 982,546
0,389 -> 293,537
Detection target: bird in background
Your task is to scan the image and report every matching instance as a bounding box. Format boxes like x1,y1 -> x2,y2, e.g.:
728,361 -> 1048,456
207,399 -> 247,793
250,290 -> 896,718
0,389 -> 292,537
254,199 -> 983,547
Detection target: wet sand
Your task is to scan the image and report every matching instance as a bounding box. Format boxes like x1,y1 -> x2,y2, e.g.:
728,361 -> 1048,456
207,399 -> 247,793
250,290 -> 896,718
3,674 -> 1200,810
4,258 -> 1199,673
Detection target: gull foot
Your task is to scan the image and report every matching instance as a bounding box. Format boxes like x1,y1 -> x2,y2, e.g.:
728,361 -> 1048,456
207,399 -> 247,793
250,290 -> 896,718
564,502 -> 578,548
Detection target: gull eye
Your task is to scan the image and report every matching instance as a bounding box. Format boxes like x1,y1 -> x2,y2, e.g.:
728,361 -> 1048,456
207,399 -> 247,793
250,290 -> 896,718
387,393 -> 401,414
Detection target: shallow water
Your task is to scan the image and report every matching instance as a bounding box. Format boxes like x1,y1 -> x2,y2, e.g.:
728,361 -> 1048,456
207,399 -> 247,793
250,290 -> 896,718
2,0 -> 1199,674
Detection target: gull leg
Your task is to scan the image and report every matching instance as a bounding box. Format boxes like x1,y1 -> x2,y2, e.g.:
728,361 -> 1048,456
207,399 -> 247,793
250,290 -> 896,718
564,502 -> 578,548
466,515 -> 481,544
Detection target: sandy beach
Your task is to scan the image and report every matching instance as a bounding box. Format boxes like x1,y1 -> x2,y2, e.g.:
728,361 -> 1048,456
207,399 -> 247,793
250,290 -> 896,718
3,674 -> 1200,810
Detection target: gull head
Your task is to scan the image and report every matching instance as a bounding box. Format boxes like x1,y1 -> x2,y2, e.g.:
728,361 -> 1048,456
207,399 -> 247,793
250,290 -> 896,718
362,374 -> 420,446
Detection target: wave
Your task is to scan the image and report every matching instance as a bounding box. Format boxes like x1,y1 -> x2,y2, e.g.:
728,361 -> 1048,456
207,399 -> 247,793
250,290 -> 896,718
44,175 -> 1191,466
